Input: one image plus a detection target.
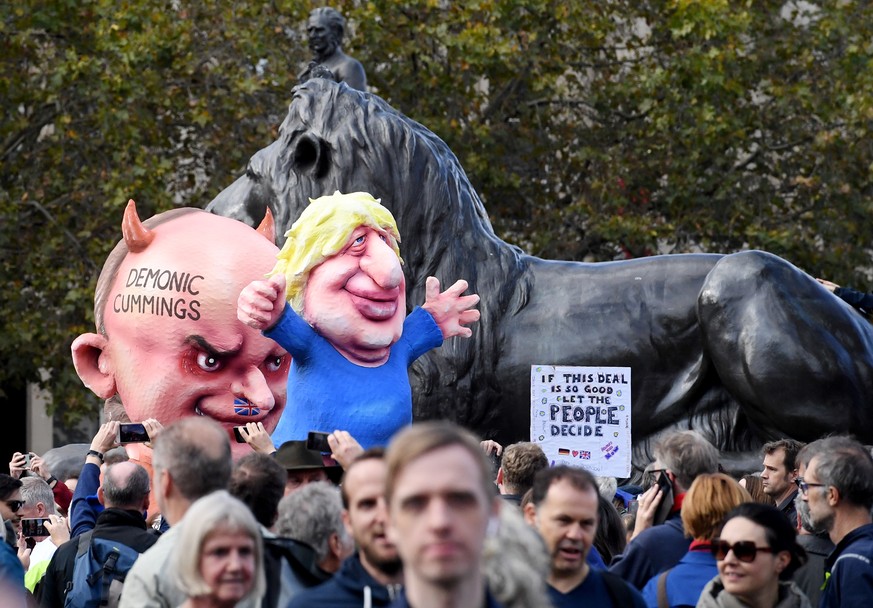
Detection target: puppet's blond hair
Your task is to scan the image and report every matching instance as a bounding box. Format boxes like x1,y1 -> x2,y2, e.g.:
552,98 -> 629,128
272,191 -> 402,313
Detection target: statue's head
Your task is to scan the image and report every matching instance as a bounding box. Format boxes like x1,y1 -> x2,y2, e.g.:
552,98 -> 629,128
72,201 -> 290,455
308,7 -> 345,56
273,191 -> 406,365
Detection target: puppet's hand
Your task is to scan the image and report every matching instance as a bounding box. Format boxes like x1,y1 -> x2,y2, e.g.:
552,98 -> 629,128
238,274 -> 287,331
422,276 -> 480,339
816,278 -> 839,293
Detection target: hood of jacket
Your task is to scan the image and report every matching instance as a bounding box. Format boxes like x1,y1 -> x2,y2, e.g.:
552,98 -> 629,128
334,552 -> 402,605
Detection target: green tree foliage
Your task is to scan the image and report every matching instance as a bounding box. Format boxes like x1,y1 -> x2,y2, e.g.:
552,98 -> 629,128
1,1 -> 311,422
3,1 -> 872,422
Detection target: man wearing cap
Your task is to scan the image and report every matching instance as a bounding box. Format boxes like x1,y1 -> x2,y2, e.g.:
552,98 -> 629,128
274,441 -> 343,496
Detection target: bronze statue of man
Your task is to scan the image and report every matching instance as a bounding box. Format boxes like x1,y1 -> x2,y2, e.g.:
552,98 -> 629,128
298,7 -> 367,92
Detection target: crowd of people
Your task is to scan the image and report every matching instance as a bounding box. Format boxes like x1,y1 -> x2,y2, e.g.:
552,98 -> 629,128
0,419 -> 871,608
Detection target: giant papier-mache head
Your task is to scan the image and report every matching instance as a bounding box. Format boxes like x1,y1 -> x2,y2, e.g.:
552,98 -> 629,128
72,200 -> 290,455
270,191 -> 406,366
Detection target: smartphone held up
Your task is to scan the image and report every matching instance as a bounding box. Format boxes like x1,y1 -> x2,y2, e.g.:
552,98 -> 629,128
306,431 -> 332,453
21,517 -> 50,538
117,423 -> 150,444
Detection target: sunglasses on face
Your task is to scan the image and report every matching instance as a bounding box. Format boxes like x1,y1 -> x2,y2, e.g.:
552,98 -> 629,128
5,500 -> 24,513
710,539 -> 773,562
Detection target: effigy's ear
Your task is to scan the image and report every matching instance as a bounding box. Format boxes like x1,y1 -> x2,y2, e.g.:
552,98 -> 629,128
256,207 -> 276,244
71,333 -> 117,399
122,199 -> 155,253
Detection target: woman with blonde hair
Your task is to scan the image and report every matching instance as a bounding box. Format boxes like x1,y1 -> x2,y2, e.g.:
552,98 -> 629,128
171,491 -> 265,608
642,473 -> 751,608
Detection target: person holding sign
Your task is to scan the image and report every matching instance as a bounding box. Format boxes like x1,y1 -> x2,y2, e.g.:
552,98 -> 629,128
238,191 -> 480,449
609,430 -> 719,589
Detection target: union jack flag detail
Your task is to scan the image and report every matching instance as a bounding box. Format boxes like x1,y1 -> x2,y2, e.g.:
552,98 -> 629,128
234,398 -> 260,416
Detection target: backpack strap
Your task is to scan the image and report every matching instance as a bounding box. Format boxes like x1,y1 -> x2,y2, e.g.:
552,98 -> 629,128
657,568 -> 672,608
601,570 -> 635,608
75,530 -> 93,560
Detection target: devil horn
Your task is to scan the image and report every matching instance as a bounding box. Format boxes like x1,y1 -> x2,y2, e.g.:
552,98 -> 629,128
256,207 -> 276,244
122,199 -> 155,252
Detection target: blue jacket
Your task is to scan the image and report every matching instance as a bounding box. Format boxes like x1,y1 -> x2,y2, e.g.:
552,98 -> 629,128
834,287 -> 873,314
609,511 -> 691,589
287,552 -> 401,607
70,462 -> 103,538
0,538 -> 25,605
588,545 -> 608,570
821,523 -> 873,607
641,545 -> 717,608
268,306 -> 442,449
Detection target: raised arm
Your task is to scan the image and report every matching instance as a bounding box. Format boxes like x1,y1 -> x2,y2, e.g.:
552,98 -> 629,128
421,276 -> 480,339
238,273 -> 287,331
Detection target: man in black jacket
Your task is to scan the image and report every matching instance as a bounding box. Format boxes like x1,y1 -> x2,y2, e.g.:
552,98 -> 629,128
37,461 -> 158,606
288,448 -> 403,607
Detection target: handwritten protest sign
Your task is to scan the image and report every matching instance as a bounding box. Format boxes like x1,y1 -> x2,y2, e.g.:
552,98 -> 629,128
530,365 -> 632,477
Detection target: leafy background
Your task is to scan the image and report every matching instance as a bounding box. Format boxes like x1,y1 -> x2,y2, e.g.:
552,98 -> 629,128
2,0 -> 872,429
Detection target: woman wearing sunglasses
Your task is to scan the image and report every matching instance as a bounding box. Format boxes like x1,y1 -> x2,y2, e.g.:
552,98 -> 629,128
698,503 -> 810,608
642,473 -> 751,608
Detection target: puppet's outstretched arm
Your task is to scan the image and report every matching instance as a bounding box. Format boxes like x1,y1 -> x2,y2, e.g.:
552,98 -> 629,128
422,276 -> 480,339
238,274 -> 287,331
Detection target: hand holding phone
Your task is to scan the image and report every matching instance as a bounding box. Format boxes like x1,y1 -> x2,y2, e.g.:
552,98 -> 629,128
652,470 -> 675,525
117,423 -> 150,444
306,431 -> 332,453
21,518 -> 50,538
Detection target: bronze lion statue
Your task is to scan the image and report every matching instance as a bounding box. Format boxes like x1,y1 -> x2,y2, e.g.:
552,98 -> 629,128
208,78 -> 873,475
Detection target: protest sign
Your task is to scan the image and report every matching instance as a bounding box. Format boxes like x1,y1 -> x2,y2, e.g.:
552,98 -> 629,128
530,365 -> 632,477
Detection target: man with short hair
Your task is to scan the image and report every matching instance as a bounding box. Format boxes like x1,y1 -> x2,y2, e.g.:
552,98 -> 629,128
298,7 -> 367,91
609,430 -> 719,588
18,476 -> 59,584
288,448 -> 404,607
0,475 -> 24,549
384,421 -> 503,608
524,466 -> 644,607
798,436 -> 873,606
230,452 -> 287,530
761,438 -> 804,526
119,416 -> 233,608
37,461 -> 158,607
229,452 -> 325,607
275,481 -> 354,574
496,442 -> 547,506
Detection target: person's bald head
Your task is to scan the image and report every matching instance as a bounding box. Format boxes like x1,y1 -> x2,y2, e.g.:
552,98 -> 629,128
101,461 -> 150,511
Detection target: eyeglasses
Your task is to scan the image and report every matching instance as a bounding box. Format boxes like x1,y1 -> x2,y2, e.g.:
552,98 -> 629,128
794,478 -> 827,495
711,539 -> 773,562
4,500 -> 24,513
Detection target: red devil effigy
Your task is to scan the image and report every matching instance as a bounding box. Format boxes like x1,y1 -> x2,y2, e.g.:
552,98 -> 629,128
72,201 -> 288,461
